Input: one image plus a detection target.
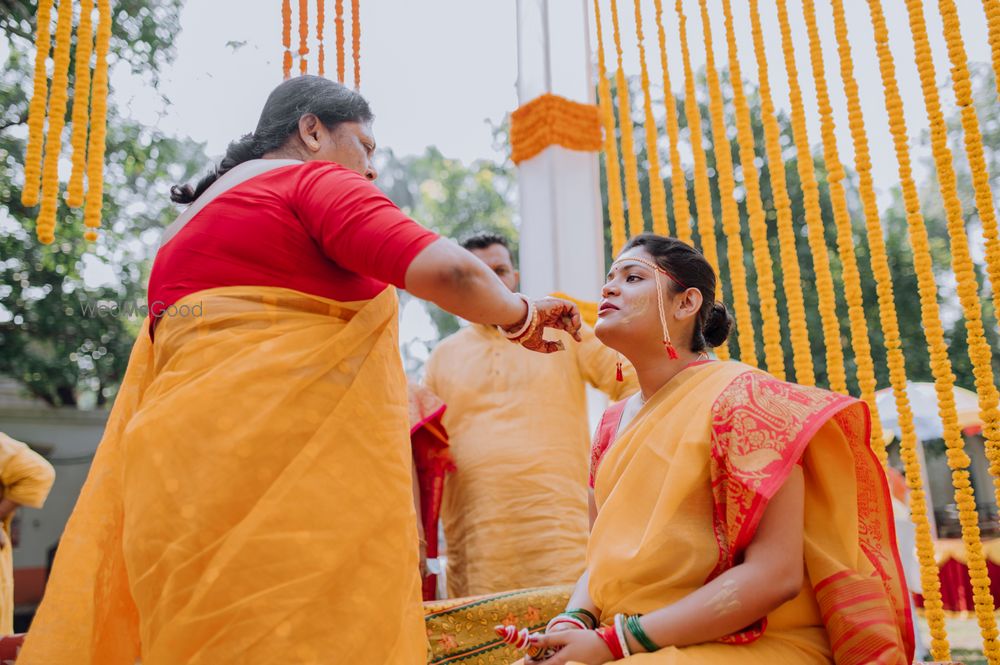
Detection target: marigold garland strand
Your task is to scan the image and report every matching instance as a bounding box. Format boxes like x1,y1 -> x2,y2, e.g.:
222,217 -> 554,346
35,0 -> 75,244
935,0 -> 1000,511
282,0 -> 292,79
719,0 -> 782,376
298,0 -> 309,75
903,0 -> 1000,658
697,0 -> 756,366
651,0 -> 691,244
831,0 -> 945,650
352,0 -> 360,88
317,0 -> 325,77
632,0 -> 668,236
609,0 -> 645,236
593,0 -> 628,255
800,0 -> 884,452
746,0 -> 813,385
83,0 -> 110,241
984,0 -> 1000,99
774,0 -> 847,393
67,0 -> 95,208
335,0 -> 345,82
22,0 -> 55,209
673,0 -> 727,360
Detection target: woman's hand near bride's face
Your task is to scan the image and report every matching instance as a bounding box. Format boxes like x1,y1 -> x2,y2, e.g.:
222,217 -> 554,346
519,297 -> 583,353
526,630 -> 612,665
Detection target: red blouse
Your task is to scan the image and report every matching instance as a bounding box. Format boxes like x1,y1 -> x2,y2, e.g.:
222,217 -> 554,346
148,160 -> 439,317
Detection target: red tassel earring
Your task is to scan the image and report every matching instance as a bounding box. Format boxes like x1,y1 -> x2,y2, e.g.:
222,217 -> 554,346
615,353 -> 624,382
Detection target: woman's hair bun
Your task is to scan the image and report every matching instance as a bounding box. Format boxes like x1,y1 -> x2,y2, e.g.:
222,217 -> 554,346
702,301 -> 733,348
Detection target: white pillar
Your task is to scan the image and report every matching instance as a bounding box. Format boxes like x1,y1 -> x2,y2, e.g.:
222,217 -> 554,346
514,0 -> 604,302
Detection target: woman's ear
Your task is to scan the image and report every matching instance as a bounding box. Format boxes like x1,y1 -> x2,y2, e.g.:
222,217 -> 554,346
674,287 -> 703,321
297,114 -> 323,151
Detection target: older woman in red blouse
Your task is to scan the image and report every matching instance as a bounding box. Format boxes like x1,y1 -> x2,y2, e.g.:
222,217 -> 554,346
22,76 -> 580,665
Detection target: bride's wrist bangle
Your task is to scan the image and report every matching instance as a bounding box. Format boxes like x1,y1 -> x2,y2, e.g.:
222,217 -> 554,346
499,294 -> 534,340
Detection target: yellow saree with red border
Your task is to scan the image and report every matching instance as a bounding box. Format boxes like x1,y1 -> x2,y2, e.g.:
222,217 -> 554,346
588,360 -> 913,664
19,286 -> 426,664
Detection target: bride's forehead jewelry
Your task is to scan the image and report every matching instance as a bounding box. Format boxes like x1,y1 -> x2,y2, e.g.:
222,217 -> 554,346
610,256 -> 681,359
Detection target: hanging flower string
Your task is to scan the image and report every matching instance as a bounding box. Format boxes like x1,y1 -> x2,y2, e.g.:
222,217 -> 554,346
696,0 -> 757,367
298,0 -> 309,75
935,0 -> 1000,511
21,0 -> 55,209
335,0 -> 345,83
651,0 -> 691,245
83,0 -> 111,241
35,0 -> 75,244
67,0 -> 95,208
608,0 -> 645,237
352,0 -> 360,88
592,0 -> 628,255
317,0 -> 325,77
718,0 -> 783,376
774,0 -> 847,393
631,0 -> 668,237
282,0 -> 292,79
800,0 -> 884,453
673,0 -> 728,360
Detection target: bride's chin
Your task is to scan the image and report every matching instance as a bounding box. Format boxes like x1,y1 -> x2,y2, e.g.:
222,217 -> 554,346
594,319 -> 625,349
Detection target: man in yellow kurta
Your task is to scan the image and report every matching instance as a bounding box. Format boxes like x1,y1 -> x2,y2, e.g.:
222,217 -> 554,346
424,233 -> 636,598
0,433 -> 54,634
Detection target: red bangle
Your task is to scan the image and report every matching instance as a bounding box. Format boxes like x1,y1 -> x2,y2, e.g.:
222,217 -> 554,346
595,625 -> 625,660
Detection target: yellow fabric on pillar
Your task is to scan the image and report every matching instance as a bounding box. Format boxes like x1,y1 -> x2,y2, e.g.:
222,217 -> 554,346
424,324 -> 636,598
0,433 -> 54,635
587,361 -> 912,664
19,286 -> 425,664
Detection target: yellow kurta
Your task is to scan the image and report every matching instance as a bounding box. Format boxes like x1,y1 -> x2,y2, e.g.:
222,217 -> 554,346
588,361 -> 911,664
424,324 -> 636,597
19,286 -> 425,664
0,433 -> 54,634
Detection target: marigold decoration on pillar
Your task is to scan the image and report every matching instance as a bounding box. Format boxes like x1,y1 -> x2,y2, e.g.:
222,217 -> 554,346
282,0 -> 292,78
67,0 -> 95,208
718,0 -> 782,377
673,0 -> 728,360
903,0 -> 1000,659
509,95 -> 602,165
696,0 -> 756,367
774,0 -> 847,394
335,0 -> 345,83
21,0 -> 54,209
870,0 -> 975,658
746,0 -> 813,385
608,0 -> 645,237
651,0 -> 691,245
935,0 -> 1000,510
826,0 -> 936,643
317,0 -> 326,77
592,0 -> 628,255
352,0 -> 360,88
799,0 -> 884,453
631,0 -> 668,237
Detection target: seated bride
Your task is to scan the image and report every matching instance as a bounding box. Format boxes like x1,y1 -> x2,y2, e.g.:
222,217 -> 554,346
525,233 -> 913,665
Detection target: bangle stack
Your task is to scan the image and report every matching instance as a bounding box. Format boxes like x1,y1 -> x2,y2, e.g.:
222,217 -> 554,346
595,623 -> 626,659
498,294 -> 539,343
623,614 -> 660,653
595,614 -> 661,659
546,607 -> 599,632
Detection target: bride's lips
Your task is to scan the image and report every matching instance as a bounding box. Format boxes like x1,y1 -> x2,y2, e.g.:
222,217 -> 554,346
598,301 -> 619,316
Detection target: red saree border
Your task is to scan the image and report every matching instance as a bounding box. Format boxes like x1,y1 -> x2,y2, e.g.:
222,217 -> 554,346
589,399 -> 628,489
707,370 -> 913,661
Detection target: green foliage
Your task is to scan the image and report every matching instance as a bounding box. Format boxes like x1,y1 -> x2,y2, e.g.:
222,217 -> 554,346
0,0 -> 205,406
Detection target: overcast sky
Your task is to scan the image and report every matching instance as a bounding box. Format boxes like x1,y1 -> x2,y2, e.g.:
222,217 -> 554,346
107,0 -> 993,196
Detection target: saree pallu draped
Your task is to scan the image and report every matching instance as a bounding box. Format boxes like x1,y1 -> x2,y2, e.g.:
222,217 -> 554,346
589,361 -> 913,664
19,286 -> 426,664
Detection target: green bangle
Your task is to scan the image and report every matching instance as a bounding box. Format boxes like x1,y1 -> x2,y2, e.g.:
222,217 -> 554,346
625,614 -> 660,653
566,607 -> 599,630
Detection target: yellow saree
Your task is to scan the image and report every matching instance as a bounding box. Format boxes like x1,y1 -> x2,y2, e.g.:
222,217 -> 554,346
588,360 -> 913,664
19,286 -> 425,664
